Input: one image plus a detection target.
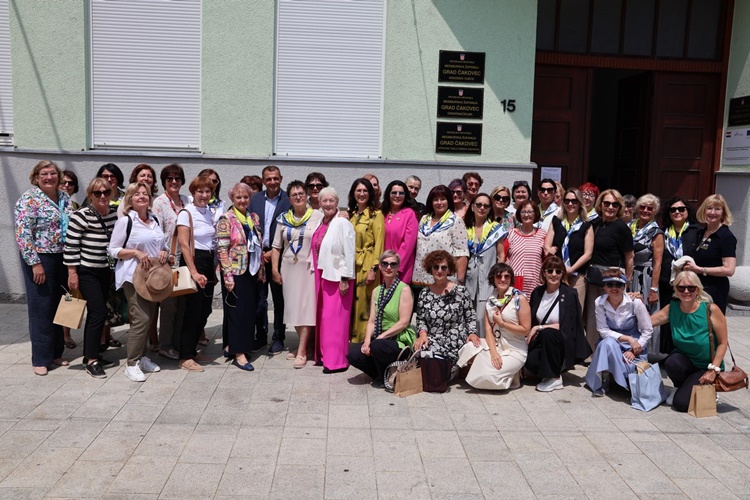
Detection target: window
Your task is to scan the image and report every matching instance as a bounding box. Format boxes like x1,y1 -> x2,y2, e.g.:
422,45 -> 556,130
90,0 -> 201,150
275,0 -> 385,158
0,0 -> 13,145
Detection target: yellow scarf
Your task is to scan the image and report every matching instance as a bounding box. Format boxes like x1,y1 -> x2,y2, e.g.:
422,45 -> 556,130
282,207 -> 313,227
467,220 -> 498,243
232,206 -> 254,230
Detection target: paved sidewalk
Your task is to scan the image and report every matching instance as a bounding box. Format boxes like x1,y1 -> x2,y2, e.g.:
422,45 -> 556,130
0,303 -> 749,499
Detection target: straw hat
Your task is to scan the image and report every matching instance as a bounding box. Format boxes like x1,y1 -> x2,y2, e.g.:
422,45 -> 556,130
133,258 -> 173,302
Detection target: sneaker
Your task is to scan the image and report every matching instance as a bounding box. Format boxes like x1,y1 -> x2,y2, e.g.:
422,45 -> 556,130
592,388 -> 606,397
139,356 -> 161,373
85,361 -> 107,379
158,348 -> 179,360
536,377 -> 564,392
124,363 -> 146,382
268,340 -> 284,355
83,356 -> 115,368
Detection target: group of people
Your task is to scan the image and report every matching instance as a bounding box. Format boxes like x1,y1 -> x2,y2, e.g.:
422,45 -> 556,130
15,161 -> 737,412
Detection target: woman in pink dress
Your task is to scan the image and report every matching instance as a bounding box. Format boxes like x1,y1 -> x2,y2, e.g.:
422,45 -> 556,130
312,187 -> 356,373
382,180 -> 418,284
501,200 -> 547,297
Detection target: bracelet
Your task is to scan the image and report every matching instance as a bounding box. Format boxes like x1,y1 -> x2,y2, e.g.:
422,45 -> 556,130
650,287 -> 658,293
702,267 -> 707,276
708,363 -> 721,372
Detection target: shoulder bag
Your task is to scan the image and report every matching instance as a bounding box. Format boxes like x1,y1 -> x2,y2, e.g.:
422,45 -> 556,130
707,304 -> 748,392
170,209 -> 198,297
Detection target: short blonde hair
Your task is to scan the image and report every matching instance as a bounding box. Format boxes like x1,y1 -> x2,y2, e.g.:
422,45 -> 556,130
29,160 -> 61,186
672,270 -> 712,303
122,182 -> 154,214
696,194 -> 733,226
595,189 -> 625,218
636,193 -> 661,214
85,178 -> 112,203
490,185 -> 511,200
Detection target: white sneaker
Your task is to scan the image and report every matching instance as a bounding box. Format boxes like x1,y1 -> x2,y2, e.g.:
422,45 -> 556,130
124,363 -> 146,382
536,377 -> 563,392
139,356 -> 161,373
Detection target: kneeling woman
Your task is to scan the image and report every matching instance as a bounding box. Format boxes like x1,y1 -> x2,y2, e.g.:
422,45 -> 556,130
651,270 -> 728,412
457,263 -> 531,390
584,269 -> 653,397
525,256 -> 590,392
414,250 -> 478,367
347,250 -> 416,384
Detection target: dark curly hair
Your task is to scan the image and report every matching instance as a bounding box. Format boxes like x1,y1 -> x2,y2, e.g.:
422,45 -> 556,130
660,196 -> 697,228
487,262 -> 514,286
422,250 -> 456,275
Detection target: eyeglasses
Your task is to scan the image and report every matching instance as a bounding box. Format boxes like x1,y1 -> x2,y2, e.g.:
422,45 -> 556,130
544,268 -> 563,275
39,172 -> 59,178
92,189 -> 112,198
563,198 -> 579,205
519,210 -> 535,216
61,180 -> 76,186
582,191 -> 596,199
493,194 -> 510,203
604,281 -> 625,289
538,187 -> 555,194
602,201 -> 621,208
639,206 -> 655,212
307,183 -> 324,190
166,176 -> 182,183
290,192 -> 306,199
432,264 -> 449,272
474,202 -> 490,209
390,191 -> 405,197
452,190 -> 464,196
380,261 -> 399,269
669,206 -> 687,214
676,285 -> 698,293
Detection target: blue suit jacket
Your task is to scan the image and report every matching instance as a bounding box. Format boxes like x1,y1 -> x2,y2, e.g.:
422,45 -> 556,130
250,189 -> 291,249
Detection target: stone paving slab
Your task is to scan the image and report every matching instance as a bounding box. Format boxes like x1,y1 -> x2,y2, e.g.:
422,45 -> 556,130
0,304 -> 747,499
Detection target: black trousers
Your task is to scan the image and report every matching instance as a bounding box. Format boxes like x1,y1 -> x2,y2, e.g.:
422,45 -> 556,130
77,266 -> 111,361
179,250 -> 216,360
658,282 -> 675,354
222,268 -> 259,355
260,260 -> 285,344
347,339 -> 403,383
664,352 -> 705,413
525,327 -> 564,379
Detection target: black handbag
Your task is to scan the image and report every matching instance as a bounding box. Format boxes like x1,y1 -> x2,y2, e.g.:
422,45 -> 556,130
420,355 -> 453,393
585,265 -> 603,286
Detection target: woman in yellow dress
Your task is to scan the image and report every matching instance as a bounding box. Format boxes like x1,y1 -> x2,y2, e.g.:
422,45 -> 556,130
348,178 -> 385,343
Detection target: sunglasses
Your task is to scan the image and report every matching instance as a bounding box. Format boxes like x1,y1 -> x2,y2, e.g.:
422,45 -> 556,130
604,281 -> 625,289
432,264 -> 449,272
538,187 -> 555,194
380,261 -> 399,269
544,268 -> 563,275
513,181 -> 529,189
563,198 -> 579,205
101,174 -> 117,180
61,180 -> 76,186
602,201 -> 621,208
493,194 -> 510,203
452,190 -> 464,196
209,177 -> 219,184
474,202 -> 490,209
639,206 -> 655,212
390,191 -> 405,197
676,285 -> 698,293
92,189 -> 112,198
166,176 -> 182,183
669,206 -> 687,214
307,183 -> 324,190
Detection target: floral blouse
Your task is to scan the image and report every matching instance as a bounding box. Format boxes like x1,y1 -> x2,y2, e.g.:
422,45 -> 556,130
416,285 -> 476,362
15,187 -> 73,265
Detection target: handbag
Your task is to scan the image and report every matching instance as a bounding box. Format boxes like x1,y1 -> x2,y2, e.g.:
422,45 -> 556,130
585,265 -> 603,287
88,207 -> 117,270
688,384 -> 717,418
383,347 -> 414,391
627,360 -> 667,412
393,350 -> 423,398
105,284 -> 128,327
707,304 -> 749,392
53,287 -> 87,329
169,210 -> 198,297
420,353 -> 453,393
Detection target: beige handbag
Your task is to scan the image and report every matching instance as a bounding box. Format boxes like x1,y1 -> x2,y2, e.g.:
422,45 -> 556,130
169,210 -> 198,297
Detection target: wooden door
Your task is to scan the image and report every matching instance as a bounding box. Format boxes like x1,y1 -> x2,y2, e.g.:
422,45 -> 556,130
648,73 -> 719,203
613,73 -> 652,196
531,66 -> 590,189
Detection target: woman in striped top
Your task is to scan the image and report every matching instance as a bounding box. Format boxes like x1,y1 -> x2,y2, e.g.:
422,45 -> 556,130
501,200 -> 547,297
64,178 -> 118,379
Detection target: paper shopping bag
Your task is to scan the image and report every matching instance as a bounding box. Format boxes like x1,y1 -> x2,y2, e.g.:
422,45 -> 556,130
687,384 -> 717,418
395,365 -> 423,398
53,292 -> 87,329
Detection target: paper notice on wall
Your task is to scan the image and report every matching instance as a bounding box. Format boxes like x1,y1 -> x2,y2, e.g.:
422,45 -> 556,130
723,128 -> 750,166
540,166 -> 562,182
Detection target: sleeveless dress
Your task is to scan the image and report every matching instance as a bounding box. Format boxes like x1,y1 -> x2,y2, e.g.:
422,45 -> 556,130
372,282 -> 416,348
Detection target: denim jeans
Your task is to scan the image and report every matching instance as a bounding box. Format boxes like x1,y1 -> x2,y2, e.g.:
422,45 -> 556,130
20,253 -> 65,367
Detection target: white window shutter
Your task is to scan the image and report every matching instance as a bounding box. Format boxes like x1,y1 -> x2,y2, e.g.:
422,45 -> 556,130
91,0 -> 201,150
0,0 -> 13,145
275,0 -> 385,158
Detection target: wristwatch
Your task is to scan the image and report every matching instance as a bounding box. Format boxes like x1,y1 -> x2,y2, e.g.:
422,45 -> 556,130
702,267 -> 708,276
650,287 -> 658,293
707,363 -> 721,373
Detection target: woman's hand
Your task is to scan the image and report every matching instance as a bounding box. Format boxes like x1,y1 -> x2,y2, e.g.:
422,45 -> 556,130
339,279 -> 350,296
493,309 -> 505,328
466,333 -> 480,347
623,350 -> 635,362
647,289 -> 658,305
490,351 -> 503,370
699,369 -> 718,385
414,334 -> 429,351
272,270 -> 283,286
158,250 -> 168,265
526,326 -> 539,345
137,251 -> 151,269
67,271 -> 78,291
225,281 -> 234,293
361,341 -> 371,356
192,271 -> 208,288
682,260 -> 701,274
365,268 -> 376,285
32,263 -> 46,285
548,246 -> 558,256
630,339 -> 643,356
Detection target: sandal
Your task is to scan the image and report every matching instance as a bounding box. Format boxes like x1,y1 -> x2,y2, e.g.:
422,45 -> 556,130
293,355 -> 307,369
64,340 -> 77,349
52,358 -> 69,367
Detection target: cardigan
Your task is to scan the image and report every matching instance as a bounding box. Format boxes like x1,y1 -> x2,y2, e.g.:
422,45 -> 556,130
216,208 -> 263,285
317,216 -> 356,282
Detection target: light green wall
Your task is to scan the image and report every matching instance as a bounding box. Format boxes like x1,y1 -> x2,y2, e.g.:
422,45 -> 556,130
723,0 -> 750,170
9,0 -> 87,150
202,0 -> 275,156
382,0 -> 536,163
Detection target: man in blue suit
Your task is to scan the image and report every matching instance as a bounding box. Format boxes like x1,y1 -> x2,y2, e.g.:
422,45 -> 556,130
250,165 -> 291,354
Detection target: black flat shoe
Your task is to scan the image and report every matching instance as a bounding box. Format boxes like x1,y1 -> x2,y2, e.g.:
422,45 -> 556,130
322,366 -> 348,374
232,359 -> 255,371
108,339 -> 123,348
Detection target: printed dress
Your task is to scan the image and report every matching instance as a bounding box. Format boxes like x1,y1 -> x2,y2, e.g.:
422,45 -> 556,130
416,285 -> 476,363
629,220 -> 663,353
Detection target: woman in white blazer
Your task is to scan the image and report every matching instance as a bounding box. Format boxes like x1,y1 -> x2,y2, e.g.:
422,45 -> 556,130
311,187 -> 356,373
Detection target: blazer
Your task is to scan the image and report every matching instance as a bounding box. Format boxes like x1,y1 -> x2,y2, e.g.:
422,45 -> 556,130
249,189 -> 291,249
216,209 -> 263,285
530,284 -> 590,371
317,216 -> 356,282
